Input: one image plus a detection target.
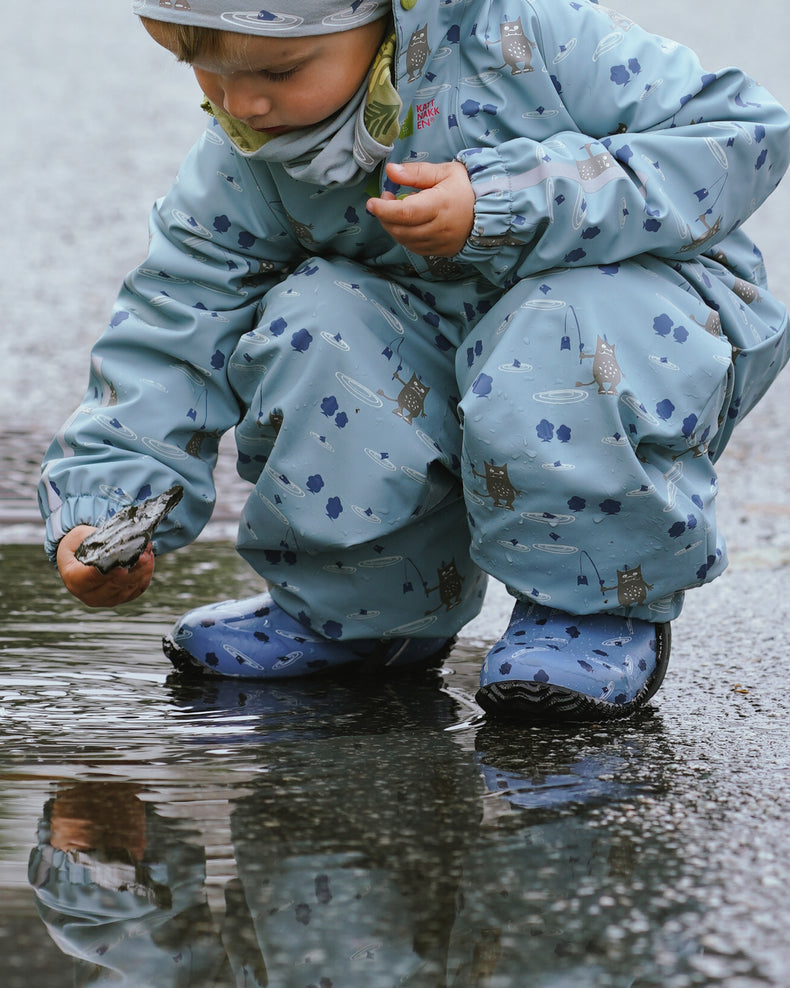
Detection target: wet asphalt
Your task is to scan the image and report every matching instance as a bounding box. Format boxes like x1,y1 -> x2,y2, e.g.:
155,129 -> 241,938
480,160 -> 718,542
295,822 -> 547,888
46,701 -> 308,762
2,1 -> 790,985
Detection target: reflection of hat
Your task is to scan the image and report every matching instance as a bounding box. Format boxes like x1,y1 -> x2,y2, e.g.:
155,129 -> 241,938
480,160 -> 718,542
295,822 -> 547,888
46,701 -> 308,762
132,0 -> 391,37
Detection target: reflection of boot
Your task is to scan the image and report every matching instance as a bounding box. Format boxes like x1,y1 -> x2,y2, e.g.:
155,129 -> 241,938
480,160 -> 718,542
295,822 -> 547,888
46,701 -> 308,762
474,721 -> 651,814
164,591 -> 453,678
477,601 -> 670,721
166,670 -> 462,746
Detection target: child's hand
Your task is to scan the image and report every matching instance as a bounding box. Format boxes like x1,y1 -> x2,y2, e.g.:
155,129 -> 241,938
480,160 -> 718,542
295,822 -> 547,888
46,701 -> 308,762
367,160 -> 475,257
56,526 -> 155,608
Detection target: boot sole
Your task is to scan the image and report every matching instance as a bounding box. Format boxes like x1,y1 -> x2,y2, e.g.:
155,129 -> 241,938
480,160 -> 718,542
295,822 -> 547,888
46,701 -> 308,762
163,636 -> 208,676
162,634 -> 455,680
476,622 -> 671,722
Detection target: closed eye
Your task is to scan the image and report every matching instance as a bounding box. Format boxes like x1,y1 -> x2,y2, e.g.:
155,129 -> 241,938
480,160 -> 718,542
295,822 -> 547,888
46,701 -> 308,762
259,67 -> 299,82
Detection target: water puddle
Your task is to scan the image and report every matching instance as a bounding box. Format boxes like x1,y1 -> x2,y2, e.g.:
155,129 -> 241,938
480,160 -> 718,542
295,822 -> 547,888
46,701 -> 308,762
2,542 -> 790,986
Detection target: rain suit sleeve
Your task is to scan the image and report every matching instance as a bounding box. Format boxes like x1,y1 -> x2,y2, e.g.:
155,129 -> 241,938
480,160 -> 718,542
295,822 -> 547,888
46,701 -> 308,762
453,0 -> 790,286
39,122 -> 300,561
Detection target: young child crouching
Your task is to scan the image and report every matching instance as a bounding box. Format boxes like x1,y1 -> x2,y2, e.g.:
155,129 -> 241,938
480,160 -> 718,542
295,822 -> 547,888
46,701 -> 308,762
40,0 -> 790,720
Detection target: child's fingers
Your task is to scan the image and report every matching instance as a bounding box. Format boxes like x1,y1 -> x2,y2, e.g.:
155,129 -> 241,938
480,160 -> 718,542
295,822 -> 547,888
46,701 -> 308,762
368,161 -> 475,255
57,528 -> 154,607
79,551 -> 154,608
385,160 -> 456,190
367,187 -> 438,227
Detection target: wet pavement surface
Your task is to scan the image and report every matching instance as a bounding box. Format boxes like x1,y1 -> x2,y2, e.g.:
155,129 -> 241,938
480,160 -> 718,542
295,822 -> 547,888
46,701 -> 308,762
3,537 -> 790,987
3,1 -> 790,985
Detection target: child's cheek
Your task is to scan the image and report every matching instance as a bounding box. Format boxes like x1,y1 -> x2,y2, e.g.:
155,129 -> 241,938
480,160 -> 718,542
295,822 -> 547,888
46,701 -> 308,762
193,68 -> 222,106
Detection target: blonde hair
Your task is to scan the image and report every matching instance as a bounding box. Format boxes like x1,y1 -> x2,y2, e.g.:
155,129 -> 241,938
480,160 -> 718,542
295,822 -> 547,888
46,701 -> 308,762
140,16 -> 225,63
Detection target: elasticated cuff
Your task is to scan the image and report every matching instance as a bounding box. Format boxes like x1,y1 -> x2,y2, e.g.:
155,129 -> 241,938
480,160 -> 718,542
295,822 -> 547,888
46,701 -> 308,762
455,146 -> 520,280
43,495 -> 117,564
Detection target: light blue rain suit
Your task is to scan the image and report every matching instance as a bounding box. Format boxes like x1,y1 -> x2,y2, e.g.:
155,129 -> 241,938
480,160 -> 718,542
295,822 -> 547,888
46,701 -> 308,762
40,0 -> 790,640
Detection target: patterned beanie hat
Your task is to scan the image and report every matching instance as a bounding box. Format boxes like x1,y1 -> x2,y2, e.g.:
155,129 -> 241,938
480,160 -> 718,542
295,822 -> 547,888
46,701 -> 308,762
132,0 -> 391,37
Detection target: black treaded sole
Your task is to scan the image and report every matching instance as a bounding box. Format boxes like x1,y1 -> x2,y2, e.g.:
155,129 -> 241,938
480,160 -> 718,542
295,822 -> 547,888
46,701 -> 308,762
163,636 -> 206,676
162,634 -> 456,680
476,622 -> 672,723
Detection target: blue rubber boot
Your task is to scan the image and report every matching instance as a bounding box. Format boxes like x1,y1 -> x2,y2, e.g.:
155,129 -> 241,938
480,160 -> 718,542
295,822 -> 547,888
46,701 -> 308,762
162,592 -> 454,679
477,601 -> 671,722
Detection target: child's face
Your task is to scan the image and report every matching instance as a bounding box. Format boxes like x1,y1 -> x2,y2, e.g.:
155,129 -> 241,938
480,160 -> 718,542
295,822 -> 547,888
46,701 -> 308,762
146,19 -> 387,135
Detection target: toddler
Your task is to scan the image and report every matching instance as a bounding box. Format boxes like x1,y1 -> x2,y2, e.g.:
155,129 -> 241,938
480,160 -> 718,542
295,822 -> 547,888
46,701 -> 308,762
40,0 -> 790,720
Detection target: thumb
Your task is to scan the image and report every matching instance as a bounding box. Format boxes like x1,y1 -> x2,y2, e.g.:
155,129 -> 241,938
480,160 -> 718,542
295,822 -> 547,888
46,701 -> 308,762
385,160 -> 454,191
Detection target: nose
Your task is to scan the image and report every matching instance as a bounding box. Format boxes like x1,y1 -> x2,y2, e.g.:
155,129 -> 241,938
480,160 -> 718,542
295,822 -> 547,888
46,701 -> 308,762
220,75 -> 271,123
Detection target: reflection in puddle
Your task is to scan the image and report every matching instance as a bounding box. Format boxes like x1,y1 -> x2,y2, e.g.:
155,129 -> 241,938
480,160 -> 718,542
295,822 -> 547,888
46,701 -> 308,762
30,781 -> 229,986
25,714 -> 665,987
2,543 -> 790,986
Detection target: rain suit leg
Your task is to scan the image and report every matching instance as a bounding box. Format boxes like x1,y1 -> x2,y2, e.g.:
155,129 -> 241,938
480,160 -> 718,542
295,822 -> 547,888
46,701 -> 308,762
457,244 -> 789,623
227,256 -> 488,641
